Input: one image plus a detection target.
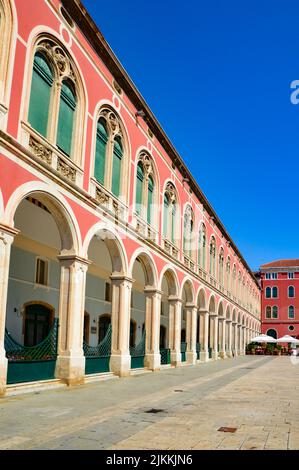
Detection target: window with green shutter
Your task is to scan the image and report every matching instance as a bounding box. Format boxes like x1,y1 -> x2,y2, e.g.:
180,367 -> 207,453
94,118 -> 108,184
272,306 -> 278,319
111,136 -> 123,197
28,52 -> 53,138
147,176 -> 154,224
171,203 -> 176,244
163,194 -> 169,238
289,305 -> 295,319
136,162 -> 144,216
57,80 -> 76,156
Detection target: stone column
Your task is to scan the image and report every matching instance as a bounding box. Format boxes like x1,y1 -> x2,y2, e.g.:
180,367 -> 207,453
232,320 -> 238,356
242,325 -> 246,354
144,288 -> 161,371
0,225 -> 18,396
238,325 -> 242,354
55,255 -> 91,385
199,309 -> 209,362
110,275 -> 133,377
185,303 -> 197,365
226,319 -> 232,357
218,317 -> 226,359
209,313 -> 218,360
169,296 -> 182,367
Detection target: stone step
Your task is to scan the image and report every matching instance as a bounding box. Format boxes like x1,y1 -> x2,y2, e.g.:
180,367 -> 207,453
6,379 -> 66,397
84,372 -> 119,383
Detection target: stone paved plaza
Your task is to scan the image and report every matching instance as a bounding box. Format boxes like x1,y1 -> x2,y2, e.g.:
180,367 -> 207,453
0,356 -> 298,450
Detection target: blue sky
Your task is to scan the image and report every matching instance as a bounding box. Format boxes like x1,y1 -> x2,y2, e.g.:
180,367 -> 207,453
83,0 -> 299,271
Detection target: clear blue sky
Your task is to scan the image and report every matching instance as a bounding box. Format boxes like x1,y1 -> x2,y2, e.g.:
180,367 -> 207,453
83,0 -> 299,271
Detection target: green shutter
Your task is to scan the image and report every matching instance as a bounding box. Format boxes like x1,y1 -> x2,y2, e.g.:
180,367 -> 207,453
163,195 -> 169,238
171,203 -> 176,244
147,176 -> 154,224
57,81 -> 76,156
28,53 -> 53,138
111,137 -> 123,197
94,119 -> 108,184
136,163 -> 144,216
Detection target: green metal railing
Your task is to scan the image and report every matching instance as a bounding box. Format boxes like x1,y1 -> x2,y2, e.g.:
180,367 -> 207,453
5,318 -> 59,384
130,330 -> 145,369
181,342 -> 187,362
160,348 -> 171,365
83,324 -> 112,374
196,342 -> 201,360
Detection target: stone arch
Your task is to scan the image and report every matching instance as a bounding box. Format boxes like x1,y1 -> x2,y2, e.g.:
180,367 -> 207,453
218,300 -> 224,317
197,286 -> 207,310
4,182 -> 81,254
180,278 -> 195,303
159,265 -> 179,296
225,305 -> 231,320
208,294 -> 216,314
83,222 -> 128,275
129,249 -> 158,288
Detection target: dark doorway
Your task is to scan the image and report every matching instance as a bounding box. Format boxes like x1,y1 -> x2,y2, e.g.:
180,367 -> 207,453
24,303 -> 52,346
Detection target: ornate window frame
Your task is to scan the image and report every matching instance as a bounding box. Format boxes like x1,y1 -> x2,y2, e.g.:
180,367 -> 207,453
162,181 -> 180,248
134,150 -> 158,227
0,0 -> 15,129
91,105 -> 130,207
198,222 -> 207,271
183,204 -> 194,260
21,34 -> 86,175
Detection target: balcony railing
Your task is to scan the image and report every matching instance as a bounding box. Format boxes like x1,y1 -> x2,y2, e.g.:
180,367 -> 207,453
21,122 -> 83,187
163,239 -> 179,260
132,213 -> 158,243
90,178 -> 128,223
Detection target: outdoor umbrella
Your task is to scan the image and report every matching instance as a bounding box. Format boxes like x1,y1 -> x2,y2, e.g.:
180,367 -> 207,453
250,334 -> 277,343
276,335 -> 299,344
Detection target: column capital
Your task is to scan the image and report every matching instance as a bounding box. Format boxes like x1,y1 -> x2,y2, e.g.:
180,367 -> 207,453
218,316 -> 225,322
209,312 -> 218,318
57,254 -> 92,267
226,318 -> 232,323
199,308 -> 208,316
185,303 -> 197,310
168,296 -> 182,304
144,287 -> 163,296
0,223 -> 19,243
110,274 -> 134,284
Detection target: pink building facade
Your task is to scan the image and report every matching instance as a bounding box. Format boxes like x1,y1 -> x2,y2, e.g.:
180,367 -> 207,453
260,260 -> 299,340
0,0 -> 261,395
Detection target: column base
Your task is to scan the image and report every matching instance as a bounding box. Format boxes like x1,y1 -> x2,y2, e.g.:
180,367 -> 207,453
212,351 -> 219,360
144,353 -> 161,371
171,351 -> 181,367
55,355 -> 85,386
226,350 -> 233,358
186,351 -> 197,365
0,356 -> 7,397
200,351 -> 209,362
110,353 -> 131,377
219,351 -> 226,359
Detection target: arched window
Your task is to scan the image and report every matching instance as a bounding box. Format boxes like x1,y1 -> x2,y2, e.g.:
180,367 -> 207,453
267,329 -> 277,339
265,287 -> 271,298
134,152 -> 155,225
272,286 -> 278,298
93,107 -> 125,198
163,182 -> 177,245
226,257 -> 231,290
198,223 -> 206,270
232,265 -> 236,295
57,80 -> 76,156
112,136 -> 123,197
209,237 -> 216,276
265,306 -> 271,319
272,306 -> 278,319
28,52 -> 53,138
183,206 -> 194,258
27,38 -> 84,163
94,118 -> 108,185
289,306 -> 295,319
218,248 -> 224,285
288,286 -> 295,298
0,0 -> 13,106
